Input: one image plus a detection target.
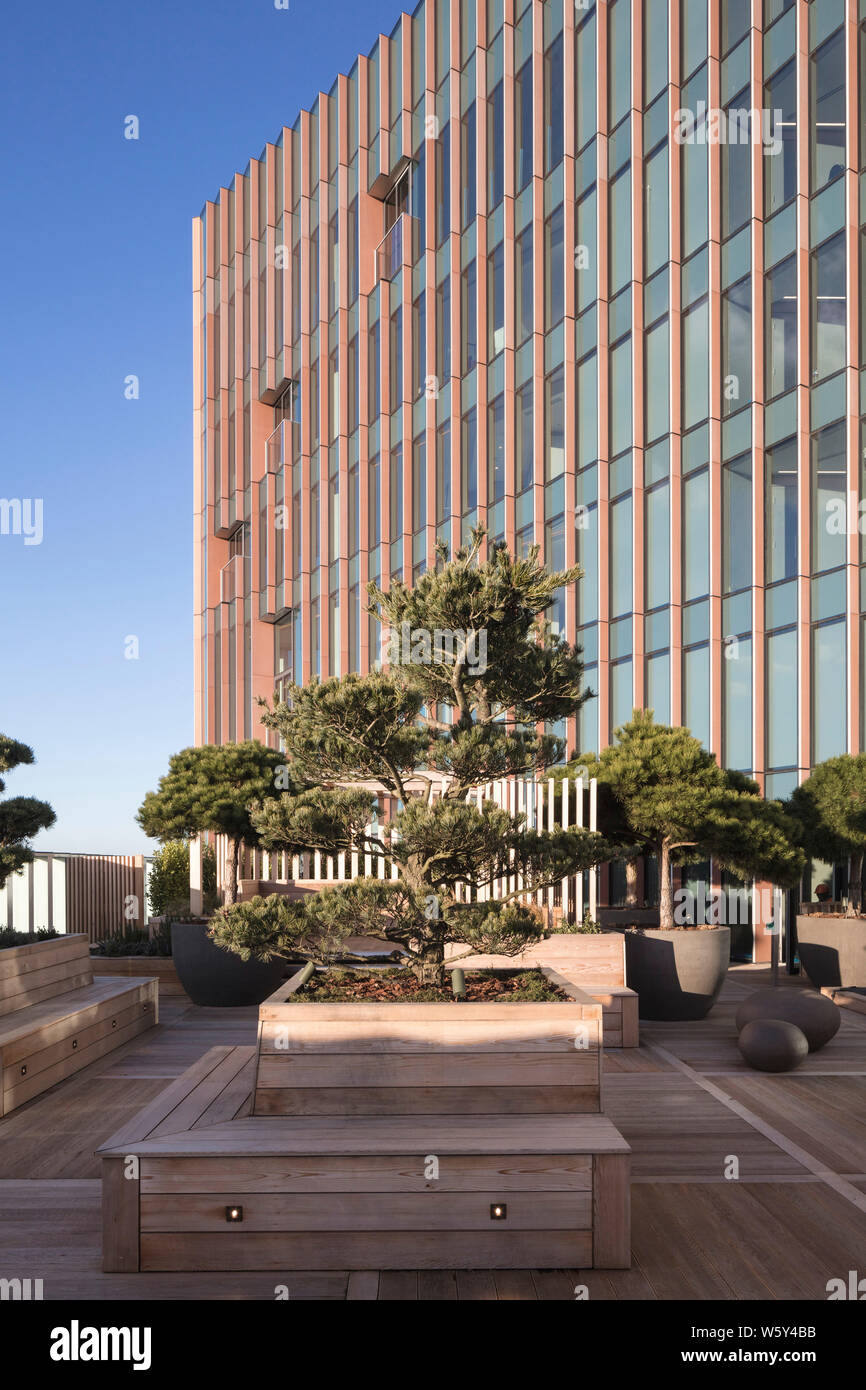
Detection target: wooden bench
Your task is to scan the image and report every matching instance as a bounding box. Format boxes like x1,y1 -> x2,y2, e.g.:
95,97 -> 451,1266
445,934 -> 639,1047
0,934 -> 158,1117
98,1044 -> 630,1273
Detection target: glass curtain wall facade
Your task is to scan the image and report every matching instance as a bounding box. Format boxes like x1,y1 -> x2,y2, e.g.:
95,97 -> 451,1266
194,0 -> 865,797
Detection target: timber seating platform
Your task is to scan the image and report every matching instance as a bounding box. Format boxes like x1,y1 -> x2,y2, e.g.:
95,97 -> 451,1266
0,934 -> 157,1117
98,1043 -> 630,1272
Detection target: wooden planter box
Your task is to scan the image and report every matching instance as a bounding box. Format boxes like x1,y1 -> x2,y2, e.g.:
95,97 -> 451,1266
90,957 -> 183,994
100,967 -> 632,1272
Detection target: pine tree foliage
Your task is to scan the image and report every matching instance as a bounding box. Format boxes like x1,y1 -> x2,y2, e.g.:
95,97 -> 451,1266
137,742 -> 289,903
789,754 -> 866,916
566,712 -> 804,929
0,736 -> 56,889
212,533 -> 613,986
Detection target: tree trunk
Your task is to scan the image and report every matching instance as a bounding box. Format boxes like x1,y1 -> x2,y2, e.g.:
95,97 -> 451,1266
658,839 -> 674,929
625,857 -> 639,908
848,852 -> 863,918
225,838 -> 241,905
413,943 -> 447,989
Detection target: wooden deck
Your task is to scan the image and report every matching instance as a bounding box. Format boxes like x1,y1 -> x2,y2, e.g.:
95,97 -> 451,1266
2,964 -> 866,1299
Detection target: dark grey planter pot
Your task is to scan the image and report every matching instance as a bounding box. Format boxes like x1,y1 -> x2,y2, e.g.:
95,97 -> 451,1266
796,915 -> 866,990
618,926 -> 731,1021
170,920 -> 287,1007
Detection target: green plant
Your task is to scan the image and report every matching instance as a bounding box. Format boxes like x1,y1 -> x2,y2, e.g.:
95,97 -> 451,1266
146,840 -> 219,917
137,742 -> 289,903
211,532 -> 613,988
553,908 -> 602,934
587,712 -> 804,929
0,736 -> 56,889
0,926 -> 60,951
92,923 -> 172,958
789,755 -> 866,917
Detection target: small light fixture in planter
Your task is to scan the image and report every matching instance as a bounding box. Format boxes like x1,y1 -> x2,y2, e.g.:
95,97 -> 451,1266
225,1205 -> 244,1223
490,1203 -> 507,1221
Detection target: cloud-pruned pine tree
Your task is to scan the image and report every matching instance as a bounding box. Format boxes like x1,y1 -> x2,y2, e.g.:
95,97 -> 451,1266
211,532 -> 613,988
0,736 -> 56,889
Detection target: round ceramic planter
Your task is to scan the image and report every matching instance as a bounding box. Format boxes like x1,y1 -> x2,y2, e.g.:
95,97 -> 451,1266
619,926 -> 731,1021
170,920 -> 287,1007
796,915 -> 866,990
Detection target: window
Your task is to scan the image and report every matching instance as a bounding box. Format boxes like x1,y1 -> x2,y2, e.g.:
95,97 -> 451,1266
811,233 -> 846,382
368,455 -> 381,547
811,420 -> 846,573
328,214 -> 338,319
609,0 -> 631,126
609,170 -> 631,296
487,81 -> 504,208
576,190 -> 597,314
389,444 -> 403,537
544,32 -> 563,172
766,628 -> 797,769
765,60 -> 797,215
683,470 -> 709,601
545,367 -> 565,482
368,320 -> 380,420
412,435 -> 426,531
389,307 -> 403,411
461,407 -> 477,512
488,394 -> 505,503
413,293 -> 426,398
610,495 -> 633,618
516,58 -> 533,191
766,438 -> 798,584
435,123 -> 450,244
436,277 -> 451,382
645,145 -> 668,278
722,88 -> 751,238
765,254 -> 797,398
575,11 -> 596,153
722,453 -> 751,594
461,102 -> 476,227
461,262 -> 477,374
516,227 -> 533,344
645,483 -> 669,610
487,243 -> 505,358
545,205 -> 565,330
347,335 -> 359,433
811,29 -> 846,192
516,382 -> 533,493
683,301 -> 709,429
644,0 -> 668,104
813,621 -> 846,763
645,318 -> 669,443
723,635 -> 752,772
436,422 -> 451,523
722,277 -> 751,417
683,645 -> 710,750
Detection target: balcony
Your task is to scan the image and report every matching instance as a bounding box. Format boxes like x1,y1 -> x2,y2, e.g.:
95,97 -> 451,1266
219,553 -> 244,604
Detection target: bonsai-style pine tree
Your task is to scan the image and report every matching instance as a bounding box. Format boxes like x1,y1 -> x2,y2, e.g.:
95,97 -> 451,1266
137,742 -> 289,904
589,712 -> 804,928
0,736 -> 56,888
211,532 -> 611,987
789,754 -> 866,916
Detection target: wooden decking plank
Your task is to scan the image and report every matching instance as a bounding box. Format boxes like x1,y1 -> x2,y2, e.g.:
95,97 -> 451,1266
493,1270 -> 538,1299
96,1047 -> 237,1152
377,1271 -> 419,1300
456,1270 -> 497,1300
346,1271 -> 379,1300
418,1270 -> 458,1300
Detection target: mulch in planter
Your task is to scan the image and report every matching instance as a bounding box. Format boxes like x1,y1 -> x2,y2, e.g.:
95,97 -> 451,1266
291,967 -> 569,1004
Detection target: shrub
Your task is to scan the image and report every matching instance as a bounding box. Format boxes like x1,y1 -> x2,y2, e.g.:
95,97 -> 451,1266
0,926 -> 60,951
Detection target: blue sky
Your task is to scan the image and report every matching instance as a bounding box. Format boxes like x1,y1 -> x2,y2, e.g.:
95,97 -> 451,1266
0,0 -> 404,853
